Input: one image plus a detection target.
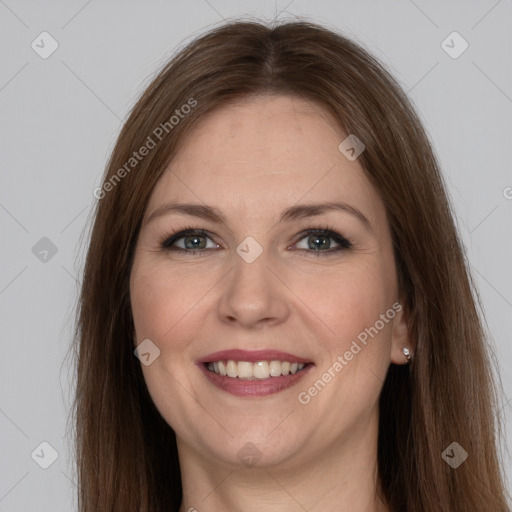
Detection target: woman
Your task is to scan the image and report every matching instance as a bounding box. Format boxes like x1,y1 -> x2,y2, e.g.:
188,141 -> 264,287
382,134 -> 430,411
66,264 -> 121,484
71,19 -> 510,511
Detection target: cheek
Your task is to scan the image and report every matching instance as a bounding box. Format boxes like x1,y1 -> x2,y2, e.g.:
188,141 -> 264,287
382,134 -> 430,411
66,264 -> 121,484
130,272 -> 171,344
130,260 -> 213,347
295,259 -> 395,354
296,267 -> 396,415
130,262 -> 212,434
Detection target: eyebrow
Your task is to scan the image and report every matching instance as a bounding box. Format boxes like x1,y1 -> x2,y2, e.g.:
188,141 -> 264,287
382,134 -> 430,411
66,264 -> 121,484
144,201 -> 372,232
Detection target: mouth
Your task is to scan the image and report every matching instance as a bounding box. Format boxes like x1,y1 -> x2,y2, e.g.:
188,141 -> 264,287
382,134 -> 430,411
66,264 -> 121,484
205,359 -> 308,379
196,349 -> 314,397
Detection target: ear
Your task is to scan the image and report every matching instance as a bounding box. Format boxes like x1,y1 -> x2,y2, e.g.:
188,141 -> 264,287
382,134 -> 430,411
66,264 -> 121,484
389,301 -> 414,365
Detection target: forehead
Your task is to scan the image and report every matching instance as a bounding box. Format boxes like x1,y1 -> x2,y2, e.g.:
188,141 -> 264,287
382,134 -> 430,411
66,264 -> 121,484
146,95 -> 384,225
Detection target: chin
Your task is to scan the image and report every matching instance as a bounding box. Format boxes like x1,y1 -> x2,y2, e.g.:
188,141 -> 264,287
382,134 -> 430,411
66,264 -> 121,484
198,429 -> 306,471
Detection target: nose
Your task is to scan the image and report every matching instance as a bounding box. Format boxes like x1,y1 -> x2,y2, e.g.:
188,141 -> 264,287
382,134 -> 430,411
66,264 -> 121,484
216,248 -> 291,329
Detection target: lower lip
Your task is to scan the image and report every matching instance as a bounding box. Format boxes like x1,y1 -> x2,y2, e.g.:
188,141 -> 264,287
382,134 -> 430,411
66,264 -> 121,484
198,363 -> 313,397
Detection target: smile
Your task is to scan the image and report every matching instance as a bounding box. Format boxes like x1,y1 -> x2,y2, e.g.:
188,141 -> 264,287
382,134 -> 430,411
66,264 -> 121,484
197,349 -> 313,397
206,360 -> 306,379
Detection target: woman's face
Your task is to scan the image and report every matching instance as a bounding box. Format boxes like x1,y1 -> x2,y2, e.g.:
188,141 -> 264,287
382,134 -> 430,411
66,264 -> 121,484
130,94 -> 409,470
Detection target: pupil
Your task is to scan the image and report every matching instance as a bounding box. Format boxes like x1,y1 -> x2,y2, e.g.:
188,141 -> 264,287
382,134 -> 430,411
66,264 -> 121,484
185,235 -> 205,249
309,235 -> 329,250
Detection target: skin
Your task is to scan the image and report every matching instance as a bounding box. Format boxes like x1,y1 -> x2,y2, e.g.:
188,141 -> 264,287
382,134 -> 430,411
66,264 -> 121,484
130,94 -> 412,512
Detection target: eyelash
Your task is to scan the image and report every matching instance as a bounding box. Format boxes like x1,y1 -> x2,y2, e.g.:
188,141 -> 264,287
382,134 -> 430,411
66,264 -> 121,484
158,224 -> 352,257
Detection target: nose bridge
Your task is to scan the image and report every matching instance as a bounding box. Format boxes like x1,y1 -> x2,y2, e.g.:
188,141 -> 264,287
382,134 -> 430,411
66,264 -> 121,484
217,238 -> 289,327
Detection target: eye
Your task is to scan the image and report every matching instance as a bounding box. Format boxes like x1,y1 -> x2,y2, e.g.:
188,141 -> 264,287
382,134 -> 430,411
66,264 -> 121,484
160,229 -> 219,254
292,229 -> 352,255
159,227 -> 352,256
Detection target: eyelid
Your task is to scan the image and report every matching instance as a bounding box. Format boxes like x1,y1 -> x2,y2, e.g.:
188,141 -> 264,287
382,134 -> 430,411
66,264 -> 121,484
291,228 -> 352,253
160,228 -> 220,250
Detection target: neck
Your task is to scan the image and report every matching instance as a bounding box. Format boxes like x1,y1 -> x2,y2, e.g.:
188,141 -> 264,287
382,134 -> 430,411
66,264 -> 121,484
177,409 -> 389,512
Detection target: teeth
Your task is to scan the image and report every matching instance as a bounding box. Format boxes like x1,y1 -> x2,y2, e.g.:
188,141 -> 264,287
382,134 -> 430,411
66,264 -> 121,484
218,360 -> 227,376
207,360 -> 306,379
269,360 -> 282,377
253,361 -> 269,379
237,361 -> 253,379
226,360 -> 237,378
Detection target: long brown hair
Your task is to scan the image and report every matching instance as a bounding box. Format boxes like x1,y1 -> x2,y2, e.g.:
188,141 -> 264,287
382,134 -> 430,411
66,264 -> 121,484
69,19 -> 510,511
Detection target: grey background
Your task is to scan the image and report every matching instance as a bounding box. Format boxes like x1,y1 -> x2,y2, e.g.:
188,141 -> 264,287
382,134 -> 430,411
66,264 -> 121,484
0,1 -> 511,510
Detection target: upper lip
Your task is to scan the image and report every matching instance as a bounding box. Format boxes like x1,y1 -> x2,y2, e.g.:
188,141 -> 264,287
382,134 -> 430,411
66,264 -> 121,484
196,349 -> 312,365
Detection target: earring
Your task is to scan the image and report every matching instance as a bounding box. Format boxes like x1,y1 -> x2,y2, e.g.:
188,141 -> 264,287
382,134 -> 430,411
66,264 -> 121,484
402,347 -> 412,363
